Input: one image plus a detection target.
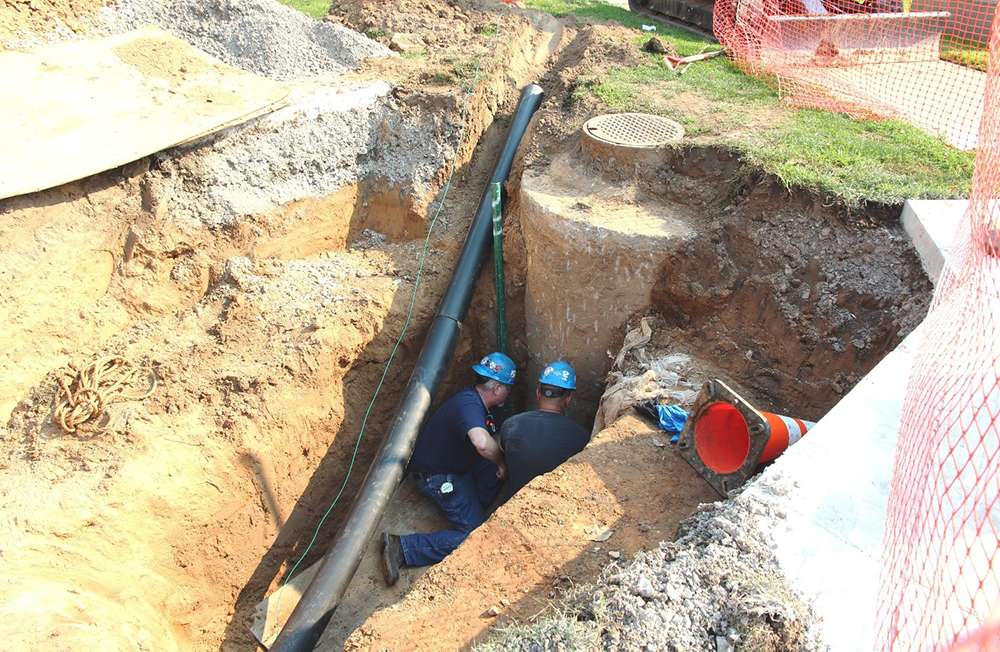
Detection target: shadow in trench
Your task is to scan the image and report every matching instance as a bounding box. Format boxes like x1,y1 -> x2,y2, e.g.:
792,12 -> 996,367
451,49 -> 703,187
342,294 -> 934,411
220,107 -> 521,651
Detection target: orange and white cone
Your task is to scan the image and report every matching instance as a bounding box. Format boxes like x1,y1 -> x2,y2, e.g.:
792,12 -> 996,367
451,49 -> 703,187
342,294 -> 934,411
693,401 -> 814,475
678,379 -> 816,495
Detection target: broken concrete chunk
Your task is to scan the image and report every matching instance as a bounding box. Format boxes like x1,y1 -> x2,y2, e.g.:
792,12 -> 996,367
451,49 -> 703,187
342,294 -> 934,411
636,575 -> 655,599
389,33 -> 426,54
588,528 -> 614,542
716,636 -> 735,652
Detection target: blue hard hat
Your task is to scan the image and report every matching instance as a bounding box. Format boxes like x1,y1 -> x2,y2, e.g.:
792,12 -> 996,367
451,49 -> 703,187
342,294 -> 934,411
539,361 -> 576,390
473,352 -> 517,385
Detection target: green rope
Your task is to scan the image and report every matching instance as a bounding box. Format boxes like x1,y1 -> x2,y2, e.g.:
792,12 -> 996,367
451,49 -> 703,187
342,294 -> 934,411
272,11 -> 507,626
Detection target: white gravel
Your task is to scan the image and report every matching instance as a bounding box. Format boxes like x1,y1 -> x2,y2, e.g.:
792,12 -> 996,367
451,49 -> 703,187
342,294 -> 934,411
476,497 -> 825,652
93,0 -> 393,81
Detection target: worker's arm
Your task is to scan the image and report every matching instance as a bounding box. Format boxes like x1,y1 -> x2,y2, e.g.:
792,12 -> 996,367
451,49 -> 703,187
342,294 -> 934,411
468,426 -> 507,479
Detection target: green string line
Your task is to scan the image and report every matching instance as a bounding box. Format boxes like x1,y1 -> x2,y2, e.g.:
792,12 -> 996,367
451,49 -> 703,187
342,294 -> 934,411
272,11 -> 506,627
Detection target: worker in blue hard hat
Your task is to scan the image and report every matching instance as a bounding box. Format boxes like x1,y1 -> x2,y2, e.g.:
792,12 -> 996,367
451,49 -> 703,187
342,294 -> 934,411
380,351 -> 516,586
498,360 -> 590,504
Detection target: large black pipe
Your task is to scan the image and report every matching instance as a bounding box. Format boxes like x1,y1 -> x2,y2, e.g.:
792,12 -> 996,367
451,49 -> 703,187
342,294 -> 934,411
268,83 -> 544,652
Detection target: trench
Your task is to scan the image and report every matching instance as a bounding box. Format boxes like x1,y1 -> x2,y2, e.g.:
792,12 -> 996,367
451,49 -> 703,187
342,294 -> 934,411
0,10 -> 935,652
242,121 -> 929,651
304,134 -> 931,651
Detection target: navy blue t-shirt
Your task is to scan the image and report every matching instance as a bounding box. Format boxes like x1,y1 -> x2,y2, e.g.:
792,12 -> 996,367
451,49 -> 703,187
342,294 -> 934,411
409,386 -> 502,475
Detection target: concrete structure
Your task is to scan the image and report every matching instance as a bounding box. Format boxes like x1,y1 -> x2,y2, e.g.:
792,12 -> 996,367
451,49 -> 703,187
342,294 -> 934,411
743,199 -> 961,650
902,198 -> 968,284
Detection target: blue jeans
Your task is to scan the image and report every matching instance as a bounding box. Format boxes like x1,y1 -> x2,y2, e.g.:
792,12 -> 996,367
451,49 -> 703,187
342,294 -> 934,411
400,456 -> 503,566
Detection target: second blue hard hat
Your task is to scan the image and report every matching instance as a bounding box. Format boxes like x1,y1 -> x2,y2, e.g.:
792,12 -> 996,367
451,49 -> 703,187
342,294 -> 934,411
539,361 -> 576,390
473,352 -> 517,385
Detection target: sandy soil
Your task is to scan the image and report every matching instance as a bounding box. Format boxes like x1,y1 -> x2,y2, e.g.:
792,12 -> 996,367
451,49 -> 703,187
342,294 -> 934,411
345,413 -> 721,651
0,0 -> 933,650
0,0 -> 110,44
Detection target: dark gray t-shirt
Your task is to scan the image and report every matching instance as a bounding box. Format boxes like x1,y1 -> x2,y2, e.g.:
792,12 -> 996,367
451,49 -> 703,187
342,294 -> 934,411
500,410 -> 590,500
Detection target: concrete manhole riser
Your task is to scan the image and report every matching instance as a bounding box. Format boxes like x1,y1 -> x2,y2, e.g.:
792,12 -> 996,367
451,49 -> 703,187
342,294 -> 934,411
582,112 -> 686,169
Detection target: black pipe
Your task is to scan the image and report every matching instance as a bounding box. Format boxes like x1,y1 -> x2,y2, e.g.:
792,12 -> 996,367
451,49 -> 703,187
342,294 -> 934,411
267,83 -> 544,652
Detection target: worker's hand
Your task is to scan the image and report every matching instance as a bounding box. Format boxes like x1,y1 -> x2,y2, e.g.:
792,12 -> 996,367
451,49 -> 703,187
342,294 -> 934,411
496,462 -> 508,479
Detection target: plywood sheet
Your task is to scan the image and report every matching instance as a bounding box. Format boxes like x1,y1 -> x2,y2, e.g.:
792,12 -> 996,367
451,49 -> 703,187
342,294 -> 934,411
0,26 -> 290,200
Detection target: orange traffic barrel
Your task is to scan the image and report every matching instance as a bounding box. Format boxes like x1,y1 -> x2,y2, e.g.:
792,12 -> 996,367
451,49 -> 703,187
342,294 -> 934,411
678,379 -> 815,496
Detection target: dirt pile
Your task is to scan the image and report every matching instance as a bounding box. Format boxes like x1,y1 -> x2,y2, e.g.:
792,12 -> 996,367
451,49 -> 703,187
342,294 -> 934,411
479,497 -> 821,652
0,0 -> 109,46
4,0 -> 392,79
95,0 -> 391,80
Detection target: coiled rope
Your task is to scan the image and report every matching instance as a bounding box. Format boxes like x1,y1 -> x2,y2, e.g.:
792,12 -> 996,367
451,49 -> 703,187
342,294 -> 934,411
54,356 -> 157,434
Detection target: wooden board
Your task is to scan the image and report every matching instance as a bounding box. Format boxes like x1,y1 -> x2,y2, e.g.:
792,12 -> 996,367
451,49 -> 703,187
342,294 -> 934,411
0,26 -> 290,200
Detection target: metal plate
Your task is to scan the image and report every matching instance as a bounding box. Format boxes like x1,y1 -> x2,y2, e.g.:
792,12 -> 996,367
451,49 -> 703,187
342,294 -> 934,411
0,26 -> 290,200
583,113 -> 685,149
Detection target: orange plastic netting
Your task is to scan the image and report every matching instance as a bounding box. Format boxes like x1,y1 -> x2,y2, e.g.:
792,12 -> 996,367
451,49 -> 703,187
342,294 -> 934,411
872,18 -> 1000,652
714,0 -> 992,148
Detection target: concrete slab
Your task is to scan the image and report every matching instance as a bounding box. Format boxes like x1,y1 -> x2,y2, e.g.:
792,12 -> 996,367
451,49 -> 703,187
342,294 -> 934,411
739,198 -> 963,650
901,198 -> 969,285
741,324 -> 921,651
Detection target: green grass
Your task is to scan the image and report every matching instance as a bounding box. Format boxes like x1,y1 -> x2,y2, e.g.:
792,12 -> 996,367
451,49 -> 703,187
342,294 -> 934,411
941,34 -> 989,71
526,0 -> 975,206
739,110 -> 973,205
276,0 -> 974,206
527,0 -> 649,27
275,0 -> 331,20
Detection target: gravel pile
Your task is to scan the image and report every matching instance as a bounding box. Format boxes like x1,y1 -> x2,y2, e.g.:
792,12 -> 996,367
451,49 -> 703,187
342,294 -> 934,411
143,82 -> 396,228
88,0 -> 452,230
477,497 -> 824,652
93,0 -> 393,80
135,76 -> 453,229
220,254 -> 397,327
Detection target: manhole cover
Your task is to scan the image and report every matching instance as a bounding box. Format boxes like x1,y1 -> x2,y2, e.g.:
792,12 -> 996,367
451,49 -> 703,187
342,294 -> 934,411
582,113 -> 685,149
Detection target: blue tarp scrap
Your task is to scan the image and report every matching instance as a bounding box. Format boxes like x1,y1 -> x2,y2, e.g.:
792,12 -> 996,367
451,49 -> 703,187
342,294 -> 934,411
656,404 -> 689,443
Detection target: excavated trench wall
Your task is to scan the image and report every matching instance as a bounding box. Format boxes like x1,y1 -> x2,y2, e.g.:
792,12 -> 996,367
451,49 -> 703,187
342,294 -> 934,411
331,131 -> 934,651
0,3 -> 936,650
1,90 -> 932,652
0,78 -> 498,651
510,141 -> 932,427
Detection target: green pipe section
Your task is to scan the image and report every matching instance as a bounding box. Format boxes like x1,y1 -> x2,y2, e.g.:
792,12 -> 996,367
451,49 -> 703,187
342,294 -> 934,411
491,181 -> 507,355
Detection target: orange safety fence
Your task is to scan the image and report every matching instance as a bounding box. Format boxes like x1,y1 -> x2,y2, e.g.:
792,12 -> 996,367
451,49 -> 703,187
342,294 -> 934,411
873,16 -> 1000,652
714,0 -> 993,148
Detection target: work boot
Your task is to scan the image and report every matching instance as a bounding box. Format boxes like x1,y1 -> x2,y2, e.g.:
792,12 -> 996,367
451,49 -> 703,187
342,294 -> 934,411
381,532 -> 405,587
